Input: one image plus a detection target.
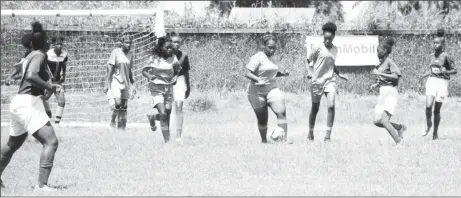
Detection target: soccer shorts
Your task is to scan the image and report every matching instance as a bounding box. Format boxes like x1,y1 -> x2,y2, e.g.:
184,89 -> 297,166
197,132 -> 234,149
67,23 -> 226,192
173,75 -> 187,101
311,81 -> 336,103
149,83 -> 174,108
426,77 -> 449,103
248,88 -> 285,109
374,86 -> 398,117
9,94 -> 50,136
108,80 -> 130,100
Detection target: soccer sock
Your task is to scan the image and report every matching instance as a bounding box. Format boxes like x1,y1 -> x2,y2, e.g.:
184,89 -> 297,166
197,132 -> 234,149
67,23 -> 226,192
309,105 -> 319,137
111,109 -> 119,123
277,119 -> 288,141
176,109 -> 184,139
37,143 -> 56,187
160,119 -> 170,143
258,124 -> 268,142
390,122 -> 402,131
326,106 -> 335,139
0,155 -> 11,177
55,106 -> 64,124
118,108 -> 127,129
425,107 -> 433,129
433,113 -> 441,138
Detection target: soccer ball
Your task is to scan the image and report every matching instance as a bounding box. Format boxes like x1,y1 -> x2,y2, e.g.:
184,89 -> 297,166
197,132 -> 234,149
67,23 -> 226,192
270,127 -> 285,142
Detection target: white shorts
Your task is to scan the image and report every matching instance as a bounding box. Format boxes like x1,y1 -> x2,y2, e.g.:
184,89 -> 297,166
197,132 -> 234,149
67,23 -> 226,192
149,83 -> 174,108
311,81 -> 336,103
107,80 -> 130,101
374,86 -> 398,117
9,94 -> 50,136
173,75 -> 187,101
248,88 -> 285,109
426,77 -> 449,103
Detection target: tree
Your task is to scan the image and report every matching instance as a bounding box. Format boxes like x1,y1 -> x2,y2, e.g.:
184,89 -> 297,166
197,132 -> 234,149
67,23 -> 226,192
353,0 -> 460,18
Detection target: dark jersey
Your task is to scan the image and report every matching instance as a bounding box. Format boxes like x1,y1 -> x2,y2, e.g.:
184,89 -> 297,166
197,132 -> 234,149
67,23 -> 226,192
429,51 -> 455,80
173,50 -> 190,76
47,49 -> 68,82
18,50 -> 51,96
376,58 -> 402,87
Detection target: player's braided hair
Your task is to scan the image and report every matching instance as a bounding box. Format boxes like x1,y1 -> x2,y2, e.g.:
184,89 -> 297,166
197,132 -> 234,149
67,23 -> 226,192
262,34 -> 275,45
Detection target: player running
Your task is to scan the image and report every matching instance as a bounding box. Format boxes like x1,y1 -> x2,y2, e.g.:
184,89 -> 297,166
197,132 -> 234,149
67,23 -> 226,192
104,36 -> 136,130
170,31 -> 191,142
418,29 -> 457,140
0,21 -> 60,191
370,38 -> 407,144
143,35 -> 181,143
245,34 -> 290,144
47,36 -> 68,125
306,22 -> 348,142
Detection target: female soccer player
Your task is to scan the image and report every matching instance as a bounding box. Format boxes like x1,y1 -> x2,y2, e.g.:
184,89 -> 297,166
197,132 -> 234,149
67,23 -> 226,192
245,34 -> 290,144
5,29 -> 53,119
370,38 -> 407,144
419,29 -> 457,140
143,35 -> 181,143
47,36 -> 69,125
306,22 -> 348,142
170,31 -> 191,142
104,36 -> 135,130
0,21 -> 60,191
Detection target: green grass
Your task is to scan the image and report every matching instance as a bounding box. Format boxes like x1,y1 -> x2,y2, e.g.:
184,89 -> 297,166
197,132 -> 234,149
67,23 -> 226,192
1,91 -> 461,196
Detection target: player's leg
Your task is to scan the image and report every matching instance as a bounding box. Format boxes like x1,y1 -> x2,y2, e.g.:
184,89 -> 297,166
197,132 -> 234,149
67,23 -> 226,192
114,97 -> 123,129
156,102 -> 170,143
0,133 -> 28,188
54,86 -> 65,124
173,80 -> 187,141
43,100 -> 52,119
248,94 -> 269,143
324,90 -> 336,141
308,87 -> 322,141
267,89 -> 290,143
32,122 -> 59,190
423,77 -> 436,136
117,98 -> 128,130
374,111 -> 401,143
433,102 -> 442,140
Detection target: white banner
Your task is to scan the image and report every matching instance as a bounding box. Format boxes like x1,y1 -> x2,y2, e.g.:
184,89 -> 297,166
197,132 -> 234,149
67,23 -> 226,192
306,35 -> 379,66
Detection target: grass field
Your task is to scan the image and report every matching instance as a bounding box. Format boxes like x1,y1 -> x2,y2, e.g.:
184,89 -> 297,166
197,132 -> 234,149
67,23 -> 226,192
1,91 -> 461,196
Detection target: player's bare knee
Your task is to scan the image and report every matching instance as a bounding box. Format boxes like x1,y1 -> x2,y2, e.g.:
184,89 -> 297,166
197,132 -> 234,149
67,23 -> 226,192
57,100 -> 65,107
373,117 -> 383,127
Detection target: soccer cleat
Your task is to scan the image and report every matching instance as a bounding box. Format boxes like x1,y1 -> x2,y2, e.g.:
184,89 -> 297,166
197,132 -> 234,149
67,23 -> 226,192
109,121 -> 116,129
422,126 -> 431,136
307,133 -> 314,141
34,184 -> 56,191
433,133 -> 438,140
398,124 -> 407,138
147,115 -> 157,132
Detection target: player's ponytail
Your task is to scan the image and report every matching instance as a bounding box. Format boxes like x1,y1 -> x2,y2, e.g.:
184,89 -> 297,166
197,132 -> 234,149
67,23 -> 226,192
262,34 -> 275,46
436,28 -> 446,44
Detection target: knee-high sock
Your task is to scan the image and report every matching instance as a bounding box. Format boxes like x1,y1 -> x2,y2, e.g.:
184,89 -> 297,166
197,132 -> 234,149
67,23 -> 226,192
55,106 -> 64,124
258,124 -> 268,142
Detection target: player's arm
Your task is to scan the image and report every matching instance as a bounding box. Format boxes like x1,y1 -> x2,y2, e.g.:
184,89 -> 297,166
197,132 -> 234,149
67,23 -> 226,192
373,61 -> 401,80
334,65 -> 348,80
61,56 -> 68,83
129,55 -> 135,85
305,47 -> 318,79
444,56 -> 457,75
244,55 -> 267,85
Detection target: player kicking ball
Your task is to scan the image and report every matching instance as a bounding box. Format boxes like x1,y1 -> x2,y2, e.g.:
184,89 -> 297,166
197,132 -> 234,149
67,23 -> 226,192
370,38 -> 407,144
170,31 -> 191,142
245,34 -> 291,144
143,35 -> 182,143
418,29 -> 457,140
47,36 -> 69,125
0,21 -> 60,191
306,22 -> 348,142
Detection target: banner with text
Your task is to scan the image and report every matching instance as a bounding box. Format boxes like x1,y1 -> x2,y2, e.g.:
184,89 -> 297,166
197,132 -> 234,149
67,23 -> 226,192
306,35 -> 379,66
